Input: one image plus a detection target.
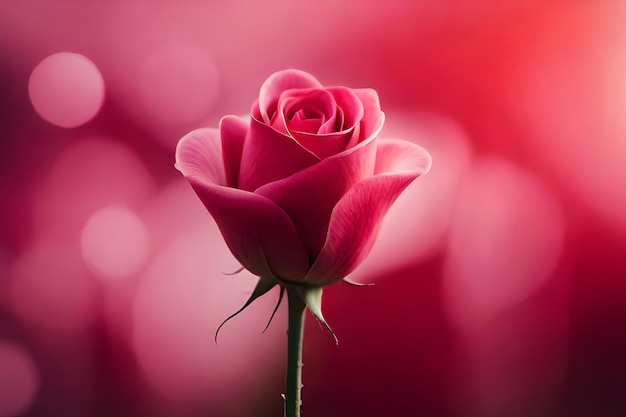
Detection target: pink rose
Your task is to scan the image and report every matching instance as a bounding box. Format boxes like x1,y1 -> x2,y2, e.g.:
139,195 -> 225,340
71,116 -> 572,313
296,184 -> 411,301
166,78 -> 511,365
175,69 -> 431,287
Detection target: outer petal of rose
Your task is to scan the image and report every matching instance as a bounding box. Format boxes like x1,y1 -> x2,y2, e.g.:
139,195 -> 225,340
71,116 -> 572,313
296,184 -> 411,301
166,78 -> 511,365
238,114 -> 320,191
258,69 -> 323,124
255,137 -> 377,259
352,88 -> 384,140
302,139 -> 432,286
289,128 -> 356,160
175,128 -> 310,282
219,115 -> 248,187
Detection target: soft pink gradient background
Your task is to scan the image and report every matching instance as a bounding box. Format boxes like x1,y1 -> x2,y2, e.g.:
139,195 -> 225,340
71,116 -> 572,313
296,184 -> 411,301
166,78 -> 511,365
1,2 -> 626,416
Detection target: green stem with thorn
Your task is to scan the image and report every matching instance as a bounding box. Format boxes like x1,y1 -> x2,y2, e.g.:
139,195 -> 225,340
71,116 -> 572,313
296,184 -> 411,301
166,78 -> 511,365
285,286 -> 306,417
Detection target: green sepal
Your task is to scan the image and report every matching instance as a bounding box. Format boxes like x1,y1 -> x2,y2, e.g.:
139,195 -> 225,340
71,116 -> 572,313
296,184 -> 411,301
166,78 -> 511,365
223,266 -> 245,276
297,286 -> 338,345
215,278 -> 277,343
262,285 -> 285,333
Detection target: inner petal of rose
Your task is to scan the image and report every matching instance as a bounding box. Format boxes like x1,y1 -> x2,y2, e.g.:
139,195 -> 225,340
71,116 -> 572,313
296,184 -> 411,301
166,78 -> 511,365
319,105 -> 344,134
291,108 -> 321,120
287,109 -> 324,133
282,89 -> 337,134
327,87 -> 364,132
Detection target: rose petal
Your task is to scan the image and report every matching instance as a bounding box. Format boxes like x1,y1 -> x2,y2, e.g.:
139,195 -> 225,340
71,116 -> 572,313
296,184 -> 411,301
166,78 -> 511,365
219,115 -> 248,187
270,88 -> 337,136
373,138 -> 432,175
289,129 -> 356,160
288,116 -> 324,134
258,69 -> 322,124
303,139 -> 432,285
282,89 -> 336,124
319,104 -> 344,134
175,128 -> 310,281
283,88 -> 367,159
290,107 -> 385,159
327,87 -> 364,131
353,88 -> 384,140
255,137 -> 377,259
280,88 -> 373,159
175,128 -> 226,186
238,115 -> 319,191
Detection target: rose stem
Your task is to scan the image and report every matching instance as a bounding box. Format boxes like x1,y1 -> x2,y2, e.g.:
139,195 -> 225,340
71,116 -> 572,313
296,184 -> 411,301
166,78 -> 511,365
285,286 -> 306,417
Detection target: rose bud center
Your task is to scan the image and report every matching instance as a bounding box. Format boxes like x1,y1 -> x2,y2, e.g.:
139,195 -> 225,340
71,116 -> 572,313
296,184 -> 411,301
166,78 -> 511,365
282,89 -> 342,135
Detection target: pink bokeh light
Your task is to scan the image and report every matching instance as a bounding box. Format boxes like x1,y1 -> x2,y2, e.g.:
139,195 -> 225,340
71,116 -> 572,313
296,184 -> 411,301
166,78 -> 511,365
0,341 -> 39,417
439,157 -> 568,416
80,205 -> 150,280
443,157 -> 565,328
34,136 -> 155,240
28,52 -> 105,128
98,181 -> 209,342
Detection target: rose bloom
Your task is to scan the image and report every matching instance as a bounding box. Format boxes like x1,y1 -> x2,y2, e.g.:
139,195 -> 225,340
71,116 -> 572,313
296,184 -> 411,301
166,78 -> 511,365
176,69 -> 430,287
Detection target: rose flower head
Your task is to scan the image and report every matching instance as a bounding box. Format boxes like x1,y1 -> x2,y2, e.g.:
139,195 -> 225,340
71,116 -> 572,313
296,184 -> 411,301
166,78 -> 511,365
175,69 -> 431,334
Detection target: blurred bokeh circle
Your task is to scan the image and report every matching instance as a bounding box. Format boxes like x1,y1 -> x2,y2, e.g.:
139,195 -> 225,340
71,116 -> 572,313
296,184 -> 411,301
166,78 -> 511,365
28,52 -> 105,128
